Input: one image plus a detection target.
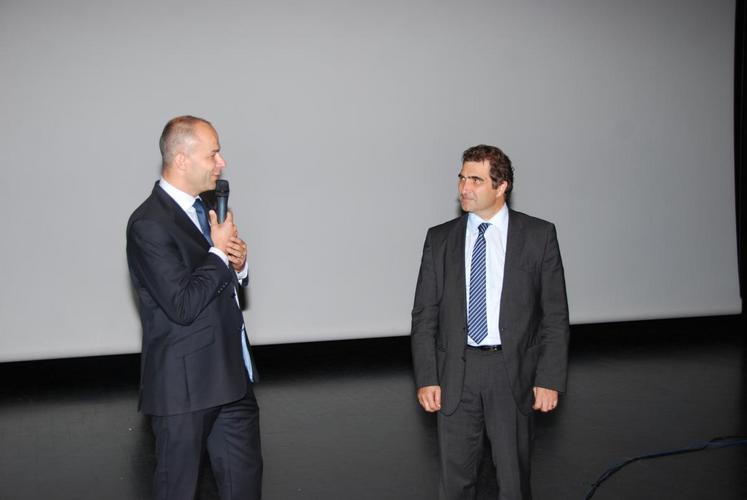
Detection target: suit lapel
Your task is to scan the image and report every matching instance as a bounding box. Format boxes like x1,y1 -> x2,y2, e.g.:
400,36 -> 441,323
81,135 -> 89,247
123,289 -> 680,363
450,215 -> 468,326
153,183 -> 242,288
504,209 -> 525,269
500,209 -> 526,316
152,182 -> 211,250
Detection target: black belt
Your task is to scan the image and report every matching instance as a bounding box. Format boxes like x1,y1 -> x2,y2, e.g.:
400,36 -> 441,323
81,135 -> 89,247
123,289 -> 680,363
466,344 -> 502,351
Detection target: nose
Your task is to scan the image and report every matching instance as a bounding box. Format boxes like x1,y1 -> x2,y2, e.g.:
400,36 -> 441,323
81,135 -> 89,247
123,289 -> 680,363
216,153 -> 227,169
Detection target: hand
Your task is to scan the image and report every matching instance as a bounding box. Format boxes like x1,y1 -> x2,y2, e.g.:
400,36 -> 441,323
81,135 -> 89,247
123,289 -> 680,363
226,235 -> 248,271
208,210 -> 236,255
417,385 -> 441,412
532,386 -> 559,412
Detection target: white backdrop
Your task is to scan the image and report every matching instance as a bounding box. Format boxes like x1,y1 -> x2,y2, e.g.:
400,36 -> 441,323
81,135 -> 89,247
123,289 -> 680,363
0,0 -> 740,361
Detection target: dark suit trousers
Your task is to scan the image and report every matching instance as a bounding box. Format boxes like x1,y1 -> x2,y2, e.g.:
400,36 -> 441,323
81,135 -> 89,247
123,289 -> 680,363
150,382 -> 263,500
437,349 -> 532,500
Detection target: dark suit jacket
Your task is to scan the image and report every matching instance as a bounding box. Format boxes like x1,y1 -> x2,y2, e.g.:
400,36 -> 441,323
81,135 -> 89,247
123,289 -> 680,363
411,209 -> 569,415
126,182 -> 249,416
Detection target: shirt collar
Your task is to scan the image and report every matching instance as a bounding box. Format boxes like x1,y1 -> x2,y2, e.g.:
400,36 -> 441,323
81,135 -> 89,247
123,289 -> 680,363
159,177 -> 200,212
467,203 -> 509,234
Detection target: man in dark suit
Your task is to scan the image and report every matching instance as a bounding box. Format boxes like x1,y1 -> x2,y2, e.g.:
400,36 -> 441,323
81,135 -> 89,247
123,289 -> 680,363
127,116 -> 262,500
411,145 -> 569,500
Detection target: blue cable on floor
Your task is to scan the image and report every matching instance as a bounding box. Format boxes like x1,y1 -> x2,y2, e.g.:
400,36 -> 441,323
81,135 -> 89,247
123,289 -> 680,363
584,435 -> 747,499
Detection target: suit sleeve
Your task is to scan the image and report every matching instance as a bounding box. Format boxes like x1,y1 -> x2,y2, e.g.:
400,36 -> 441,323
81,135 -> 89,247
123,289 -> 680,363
127,218 -> 235,326
411,229 -> 440,389
535,224 -> 570,392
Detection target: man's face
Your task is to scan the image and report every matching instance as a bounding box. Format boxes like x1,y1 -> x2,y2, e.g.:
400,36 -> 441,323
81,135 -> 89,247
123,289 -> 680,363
458,160 -> 506,219
183,122 -> 226,195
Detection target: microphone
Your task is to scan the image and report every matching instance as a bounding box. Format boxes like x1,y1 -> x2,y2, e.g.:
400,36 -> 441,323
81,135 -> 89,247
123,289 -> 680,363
215,180 -> 229,223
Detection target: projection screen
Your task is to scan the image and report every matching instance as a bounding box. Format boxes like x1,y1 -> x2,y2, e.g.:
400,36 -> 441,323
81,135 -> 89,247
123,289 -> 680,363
0,0 -> 740,361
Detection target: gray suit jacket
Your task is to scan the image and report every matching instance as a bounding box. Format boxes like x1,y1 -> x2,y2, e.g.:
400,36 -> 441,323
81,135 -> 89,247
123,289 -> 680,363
411,209 -> 569,415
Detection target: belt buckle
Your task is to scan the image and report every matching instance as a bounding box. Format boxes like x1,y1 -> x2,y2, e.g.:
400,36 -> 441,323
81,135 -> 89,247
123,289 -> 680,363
468,344 -> 502,351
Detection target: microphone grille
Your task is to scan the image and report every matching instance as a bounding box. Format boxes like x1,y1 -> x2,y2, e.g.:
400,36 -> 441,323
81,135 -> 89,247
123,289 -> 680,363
215,179 -> 229,195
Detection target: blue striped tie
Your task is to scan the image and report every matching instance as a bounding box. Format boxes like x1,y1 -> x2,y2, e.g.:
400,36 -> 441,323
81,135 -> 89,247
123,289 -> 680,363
193,198 -> 213,245
468,223 -> 490,344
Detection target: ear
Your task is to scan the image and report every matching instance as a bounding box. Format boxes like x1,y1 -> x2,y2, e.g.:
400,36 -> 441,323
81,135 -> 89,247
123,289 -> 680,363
496,180 -> 508,197
173,151 -> 188,172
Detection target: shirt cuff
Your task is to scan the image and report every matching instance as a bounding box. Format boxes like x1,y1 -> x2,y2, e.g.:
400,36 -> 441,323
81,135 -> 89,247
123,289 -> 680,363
236,259 -> 249,281
209,247 -> 229,267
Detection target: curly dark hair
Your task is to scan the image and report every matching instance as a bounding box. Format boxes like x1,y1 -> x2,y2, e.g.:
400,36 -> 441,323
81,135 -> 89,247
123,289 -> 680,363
462,144 -> 514,198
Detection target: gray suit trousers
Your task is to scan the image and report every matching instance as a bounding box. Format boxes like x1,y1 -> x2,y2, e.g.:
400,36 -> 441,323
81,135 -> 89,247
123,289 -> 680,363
437,348 -> 532,500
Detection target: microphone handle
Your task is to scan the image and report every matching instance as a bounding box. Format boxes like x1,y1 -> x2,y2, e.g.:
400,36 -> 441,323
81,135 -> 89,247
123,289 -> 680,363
216,196 -> 228,224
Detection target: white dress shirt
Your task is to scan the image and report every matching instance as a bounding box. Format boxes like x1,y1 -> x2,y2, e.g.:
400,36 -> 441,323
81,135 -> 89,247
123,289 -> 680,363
465,204 -> 509,346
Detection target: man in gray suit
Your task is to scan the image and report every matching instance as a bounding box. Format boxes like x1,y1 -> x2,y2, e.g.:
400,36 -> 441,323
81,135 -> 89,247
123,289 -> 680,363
411,145 -> 569,500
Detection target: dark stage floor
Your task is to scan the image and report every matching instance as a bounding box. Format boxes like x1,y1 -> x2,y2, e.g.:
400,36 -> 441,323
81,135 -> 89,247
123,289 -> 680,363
0,316 -> 745,500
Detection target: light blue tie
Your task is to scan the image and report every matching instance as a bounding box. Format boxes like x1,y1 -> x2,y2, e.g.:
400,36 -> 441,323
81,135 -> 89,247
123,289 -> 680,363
194,198 -> 253,380
193,198 -> 213,245
468,223 -> 490,344
241,326 -> 254,382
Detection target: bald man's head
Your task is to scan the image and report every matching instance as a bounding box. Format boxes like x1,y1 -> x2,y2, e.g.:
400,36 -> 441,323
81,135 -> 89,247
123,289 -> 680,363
159,115 -> 214,169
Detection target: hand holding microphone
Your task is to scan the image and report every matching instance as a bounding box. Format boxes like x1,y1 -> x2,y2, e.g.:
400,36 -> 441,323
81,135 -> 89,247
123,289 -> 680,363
209,180 -> 248,271
209,210 -> 236,254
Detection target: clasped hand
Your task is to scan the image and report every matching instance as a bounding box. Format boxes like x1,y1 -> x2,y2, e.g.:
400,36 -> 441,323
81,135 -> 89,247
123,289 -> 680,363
209,210 -> 248,271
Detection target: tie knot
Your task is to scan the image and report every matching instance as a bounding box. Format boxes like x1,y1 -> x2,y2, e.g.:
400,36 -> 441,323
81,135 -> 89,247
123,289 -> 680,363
478,222 -> 490,236
193,198 -> 206,211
